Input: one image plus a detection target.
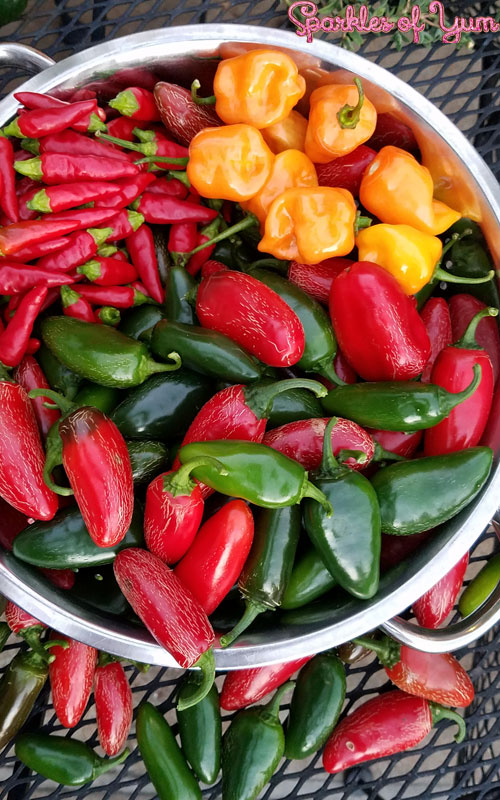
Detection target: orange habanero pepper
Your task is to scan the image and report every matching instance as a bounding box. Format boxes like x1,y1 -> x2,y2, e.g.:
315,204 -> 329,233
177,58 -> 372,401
262,110 -> 308,154
214,49 -> 306,129
187,124 -> 274,202
258,186 -> 356,265
360,146 -> 461,236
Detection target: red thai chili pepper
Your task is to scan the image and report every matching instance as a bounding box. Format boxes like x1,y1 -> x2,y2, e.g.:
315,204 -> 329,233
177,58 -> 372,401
109,87 -> 160,121
0,217 -> 79,256
14,355 -> 60,440
94,658 -> 133,756
315,145 -> 377,197
113,548 -> 215,709
196,270 -> 306,367
37,228 -> 111,273
5,100 -> 103,138
174,500 -> 255,615
424,307 -> 496,456
38,130 -> 133,161
367,112 -> 419,154
27,181 -> 123,214
49,633 -> 97,728
0,497 -> 28,551
14,92 -> 106,132
449,293 -> 500,385
329,261 -> 431,381
39,567 -> 75,590
0,286 -> 49,367
98,130 -> 189,170
0,264 -> 74,295
75,284 -> 149,308
168,222 -> 198,263
186,218 -> 220,276
385,646 -> 474,707
366,428 -> 423,459
6,236 -> 69,263
5,602 -> 46,635
132,193 -> 217,225
201,259 -> 229,278
380,530 -> 432,572
126,224 -> 164,303
61,286 -> 96,323
220,658 -> 311,711
263,417 -> 375,472
40,207 -> 120,233
15,176 -> 39,197
77,257 -> 138,286
14,154 -> 140,184
420,297 -> 452,383
146,176 -> 188,199
105,209 -> 144,241
413,552 -> 469,628
26,338 -> 40,355
96,173 -> 156,209
105,116 -> 148,141
288,258 -> 354,305
40,287 -> 63,313
323,689 -> 465,774
0,136 -> 19,222
16,187 -> 39,221
153,81 -> 221,146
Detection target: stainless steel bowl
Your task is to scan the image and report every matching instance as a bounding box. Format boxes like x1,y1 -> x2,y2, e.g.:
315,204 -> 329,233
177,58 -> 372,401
1,25 -> 500,669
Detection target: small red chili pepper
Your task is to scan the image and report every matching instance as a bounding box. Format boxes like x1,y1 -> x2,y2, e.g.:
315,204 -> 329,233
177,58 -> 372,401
26,338 -> 41,355
14,154 -> 140,185
40,287 -> 63,313
168,222 -> 198,264
40,207 -> 120,233
132,192 -> 217,225
49,633 -> 97,728
96,173 -> 156,209
98,129 -> 189,171
126,224 -> 164,303
39,567 -> 75,590
75,284 -> 149,308
385,646 -> 474,707
323,689 -> 465,774
14,92 -> 106,132
153,81 -> 221,146
109,87 -> 160,121
130,281 -> 154,300
380,530 -> 432,572
413,552 -> 469,629
94,658 -> 133,756
220,658 -> 311,711
37,228 -> 111,273
38,130 -> 134,161
315,145 -> 377,197
186,218 -> 221,276
105,116 -> 148,141
146,176 -> 188,199
201,259 -> 228,278
27,181 -> 123,214
6,236 -> 69,263
288,257 -> 354,305
77,257 -> 138,286
449,293 -> 500,385
16,187 -> 39,221
197,270 -> 306,367
0,217 -> 79,256
15,176 -> 39,197
0,136 -> 19,222
0,497 -> 28,551
0,263 -> 74,295
105,209 -> 144,241
5,601 -> 46,635
329,261 -> 431,381
420,297 -> 453,383
61,286 -> 96,323
69,88 -> 98,102
424,307 -> 496,456
174,500 -> 255,615
5,100 -> 103,138
367,112 -> 419,154
14,355 -> 60,440
0,286 -> 49,367
366,428 -> 423,459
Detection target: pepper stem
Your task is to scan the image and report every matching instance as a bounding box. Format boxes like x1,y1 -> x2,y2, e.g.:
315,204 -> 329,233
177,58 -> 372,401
261,681 -> 295,721
455,307 -> 498,350
433,267 -> 494,285
415,229 -> 473,309
219,599 -> 269,649
28,388 -> 74,414
168,170 -> 191,189
134,155 -> 190,166
352,635 -> 401,668
337,78 -> 365,129
185,214 -> 259,258
177,648 -> 215,711
319,360 -> 347,387
191,79 -> 216,105
14,157 -> 43,180
244,378 -> 327,420
320,417 -> 341,475
441,362 -> 482,415
145,353 -> 182,376
372,441 -> 407,463
337,449 -> 368,465
429,702 -> 466,743
96,131 -> 188,164
354,212 -> 372,234
247,258 -> 290,274
163,457 -> 228,497
92,747 -> 130,779
98,307 -> 121,327
0,364 -> 13,382
301,480 -> 334,516
0,622 -> 9,652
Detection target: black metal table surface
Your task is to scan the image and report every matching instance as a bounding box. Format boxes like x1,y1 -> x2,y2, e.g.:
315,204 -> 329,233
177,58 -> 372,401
1,1 -> 500,798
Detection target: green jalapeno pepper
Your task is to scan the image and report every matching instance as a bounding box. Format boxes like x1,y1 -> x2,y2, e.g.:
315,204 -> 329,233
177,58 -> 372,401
137,702 -> 201,800
212,239 -> 254,270
15,733 -> 129,786
372,446 -> 493,535
267,387 -> 324,428
281,548 -> 337,610
177,674 -> 221,785
459,553 -> 500,617
70,565 -> 133,617
111,370 -> 213,440
127,440 -> 168,484
41,316 -> 182,388
120,305 -> 166,342
285,653 -> 346,759
152,227 -> 170,286
322,363 -> 482,431
74,382 -> 121,414
222,682 -> 292,800
38,344 -> 82,400
0,651 -> 49,749
0,0 -> 27,25
220,505 -> 301,647
445,219 -> 500,307
165,265 -> 197,325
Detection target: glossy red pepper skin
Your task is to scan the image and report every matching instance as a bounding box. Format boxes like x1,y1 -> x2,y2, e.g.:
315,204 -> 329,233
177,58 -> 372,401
5,602 -> 46,634
146,176 -> 187,199
95,661 -> 133,756
0,218 -> 79,256
59,408 -> 134,547
144,471 -> 204,565
114,548 -> 214,668
220,658 -> 311,711
14,93 -> 105,132
97,173 -> 156,209
0,137 -> 19,222
0,264 -> 73,295
0,497 -> 28,551
16,188 -> 38,222
80,257 -> 138,286
420,298 -> 452,383
39,130 -> 133,161
41,208 -> 119,232
0,286 -> 49,369
126,225 -> 164,303
169,222 -> 198,260
288,258 -> 353,305
315,145 -> 377,196
154,81 -> 221,146
33,181 -> 122,213
186,231 -> 216,276
6,236 -> 68,263
380,530 -> 431,572
263,417 -> 374,472
34,153 -> 140,184
174,500 -> 255,615
105,209 -> 142,241
49,634 -> 97,728
413,552 -> 469,628
110,86 -> 160,121
62,289 -> 96,323
329,262 -> 431,381
367,113 -> 419,154
197,271 -> 305,368
12,100 -> 99,138
449,294 -> 500,385
39,567 -> 75,590
134,193 -> 217,225
386,646 -> 474,707
75,285 -> 141,308
201,259 -> 229,279
14,355 -> 60,440
37,230 -> 102,273
366,429 -> 423,459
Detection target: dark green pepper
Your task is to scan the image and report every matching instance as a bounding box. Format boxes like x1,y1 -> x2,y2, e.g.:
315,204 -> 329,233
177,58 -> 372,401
220,505 -> 301,647
0,0 -> 27,27
137,702 -> 201,800
459,553 -> 500,617
38,343 -> 82,400
127,440 -> 168,484
74,382 -> 121,414
212,238 -> 255,270
119,305 -> 166,341
15,733 -> 129,786
222,682 -> 292,800
372,446 -> 493,535
70,565 -> 133,617
152,227 -> 170,286
41,316 -> 181,388
285,653 -> 346,759
177,673 -> 221,785
13,503 -> 144,569
165,265 -> 197,325
322,363 -> 482,431
303,418 -> 381,599
0,651 -> 48,749
0,621 -> 8,652
267,387 -> 324,428
111,370 -> 213,440
447,226 -> 500,308
151,319 -> 266,383
281,547 -> 336,610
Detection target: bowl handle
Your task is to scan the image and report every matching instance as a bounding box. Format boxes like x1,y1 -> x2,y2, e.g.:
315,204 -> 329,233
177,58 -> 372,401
0,42 -> 55,74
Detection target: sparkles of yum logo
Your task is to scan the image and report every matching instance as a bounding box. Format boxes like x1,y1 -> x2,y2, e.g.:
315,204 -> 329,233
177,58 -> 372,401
288,1 -> 500,45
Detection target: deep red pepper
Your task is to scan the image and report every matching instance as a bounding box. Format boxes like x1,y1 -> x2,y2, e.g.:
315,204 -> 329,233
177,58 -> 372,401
105,209 -> 144,241
109,87 -> 160,121
126,224 -> 164,303
69,88 -> 98,102
39,567 -> 75,590
329,261 -> 431,381
78,257 -> 138,286
201,259 -> 229,278
380,530 -> 432,572
28,181 -> 123,214
323,690 -> 465,773
385,646 -> 474,707
26,338 -> 40,356
366,428 -> 423,459
174,500 -> 255,615
96,173 -> 156,209
0,286 -> 49,367
413,552 -> 469,628
315,145 -> 377,196
132,193 -> 217,225
367,112 -> 419,154
15,176 -> 39,197
0,136 -> 19,222
146,176 -> 188,199
14,355 -> 60,440
0,218 -> 79,256
220,658 -> 311,711
75,284 -> 148,308
153,81 -> 221,146
288,258 -> 354,305
14,92 -> 105,132
168,222 -> 198,263
0,264 -> 73,294
15,154 -> 140,184
424,308 -> 496,455
449,294 -> 500,385
40,287 -> 64,313
40,208 -> 120,233
186,221 -> 219,276
16,187 -> 38,221
5,602 -> 46,634
333,349 -> 357,384
37,228 -> 110,273
38,130 -> 133,161
6,100 -> 102,138
61,286 -> 96,323
95,659 -> 132,756
6,236 -> 69,263
105,116 -> 148,141
49,633 -> 97,728
420,297 -> 452,383
0,497 -> 28,551
97,128 -> 189,170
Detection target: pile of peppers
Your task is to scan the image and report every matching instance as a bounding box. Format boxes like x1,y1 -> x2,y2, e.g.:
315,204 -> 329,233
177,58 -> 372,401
0,45 -> 499,797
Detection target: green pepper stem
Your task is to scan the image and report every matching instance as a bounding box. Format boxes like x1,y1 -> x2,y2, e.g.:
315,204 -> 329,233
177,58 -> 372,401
354,212 -> 372,234
441,362 -> 482,415
89,227 -> 113,247
455,307 -> 498,350
429,702 -> 466,743
260,681 -> 295,723
168,169 -> 191,189
21,138 -> 39,155
319,360 -> 347,387
28,388 -> 75,414
191,78 -> 216,105
416,229 -> 473,309
372,441 -> 407,463
185,214 -> 259,258
98,651 -> 118,668
14,157 -> 43,180
0,364 -> 13,382
0,622 -> 9,652
134,155 -> 190,166
133,128 -> 156,143
336,449 -> 368,465
146,353 -> 182,375
177,648 -> 215,711
21,627 -> 51,663
219,599 -> 269,649
244,378 -> 327,420
301,480 -> 334,516
98,306 -> 121,327
92,747 -> 130,779
247,258 -> 290,274
433,267 -> 494,286
164,457 -> 228,497
352,635 -> 401,669
3,119 -> 22,138
337,78 -> 365,129
320,417 -> 341,474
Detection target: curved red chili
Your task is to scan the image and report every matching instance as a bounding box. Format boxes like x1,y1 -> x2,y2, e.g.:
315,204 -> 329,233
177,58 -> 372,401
61,286 -> 96,323
14,355 -> 60,440
126,224 -> 164,303
78,256 -> 138,286
315,145 -> 377,196
385,646 -> 474,707
38,130 -> 135,161
15,153 -> 140,184
220,658 -> 311,711
449,294 -> 500,385
420,297 -> 452,383
133,193 -> 217,225
37,229 -> 108,273
0,264 -> 73,295
7,236 -> 69,263
49,633 -> 97,728
413,552 -> 469,628
109,87 -> 160,121
0,137 -> 19,223
97,173 -> 156,209
95,659 -> 133,756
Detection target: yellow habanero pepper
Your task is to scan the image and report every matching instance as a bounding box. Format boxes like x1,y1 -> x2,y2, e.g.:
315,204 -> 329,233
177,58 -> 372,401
187,124 -> 274,202
305,79 -> 377,164
356,224 -> 443,295
258,187 -> 356,265
213,49 -> 306,129
261,110 -> 308,154
360,146 -> 461,236
241,150 -> 318,228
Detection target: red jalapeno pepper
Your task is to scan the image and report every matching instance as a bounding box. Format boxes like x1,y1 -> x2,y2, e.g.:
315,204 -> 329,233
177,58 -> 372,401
5,602 -> 46,636
385,646 -> 474,707
61,286 -> 96,323
220,658 -> 311,711
449,293 -> 500,385
40,567 -> 75,590
413,552 -> 469,628
366,428 -> 423,459
126,224 -> 164,303
49,633 -> 97,728
5,100 -> 103,138
367,112 -> 419,153
288,257 -> 354,305
109,87 -> 160,121
0,136 -> 19,222
154,81 -> 221,146
132,192 -> 217,225
315,145 -> 377,196
15,154 -> 140,184
94,657 -> 132,756
0,286 -> 48,367
420,297 -> 452,383
28,181 -> 123,214
38,130 -> 134,161
37,228 -> 111,273
329,261 -> 431,381
14,355 -> 60,440
201,258 -> 228,278
0,263 -> 74,295
96,173 -> 156,209
333,348 -> 357,384
77,257 -> 138,286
